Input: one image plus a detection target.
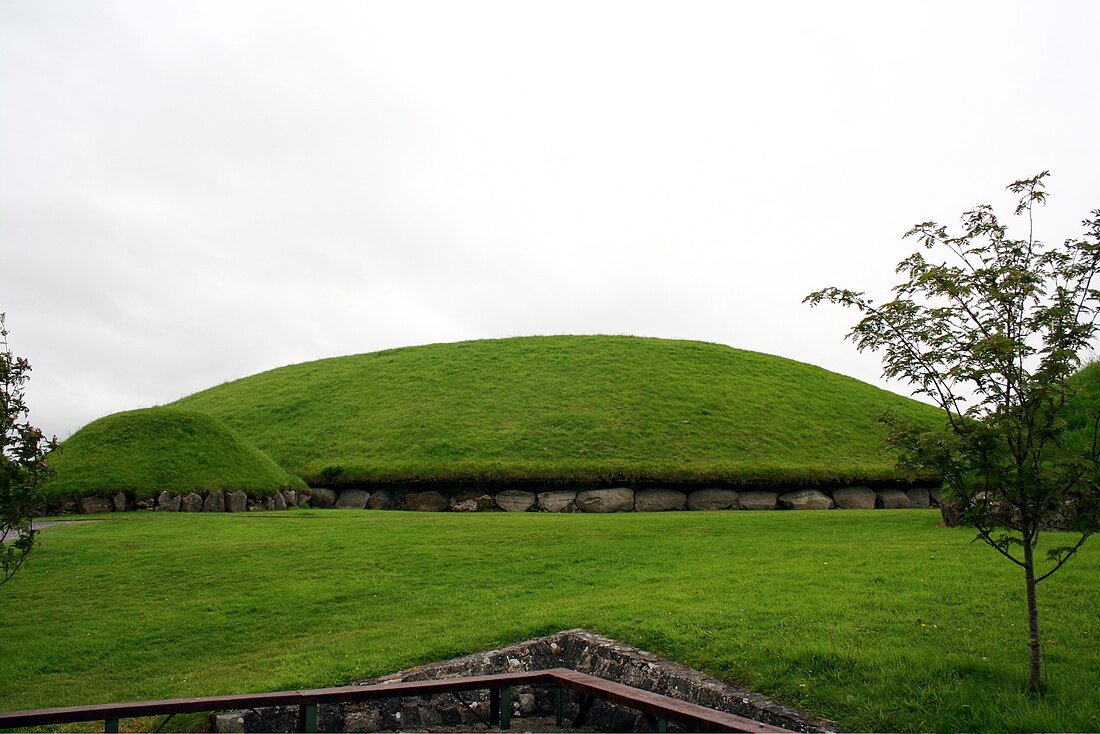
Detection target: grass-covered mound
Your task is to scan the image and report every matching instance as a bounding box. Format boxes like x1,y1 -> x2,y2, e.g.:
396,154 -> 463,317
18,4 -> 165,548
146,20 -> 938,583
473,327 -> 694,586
43,407 -> 306,500
171,335 -> 941,485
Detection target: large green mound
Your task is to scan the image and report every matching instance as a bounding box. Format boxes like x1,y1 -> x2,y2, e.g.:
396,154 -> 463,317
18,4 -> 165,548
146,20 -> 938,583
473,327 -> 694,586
43,407 -> 306,500
171,335 -> 941,485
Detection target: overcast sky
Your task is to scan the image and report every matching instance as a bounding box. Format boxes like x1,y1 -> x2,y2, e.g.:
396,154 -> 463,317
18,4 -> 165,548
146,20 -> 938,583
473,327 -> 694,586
3,1 -> 1099,439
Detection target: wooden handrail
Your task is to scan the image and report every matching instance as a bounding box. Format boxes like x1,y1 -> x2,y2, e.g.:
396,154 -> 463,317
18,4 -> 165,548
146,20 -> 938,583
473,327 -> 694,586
0,668 -> 792,733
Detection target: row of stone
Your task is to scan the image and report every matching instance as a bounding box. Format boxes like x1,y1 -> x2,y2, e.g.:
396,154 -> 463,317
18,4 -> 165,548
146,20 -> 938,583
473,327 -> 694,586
63,489 -> 304,515
309,485 -> 941,512
60,485 -> 940,515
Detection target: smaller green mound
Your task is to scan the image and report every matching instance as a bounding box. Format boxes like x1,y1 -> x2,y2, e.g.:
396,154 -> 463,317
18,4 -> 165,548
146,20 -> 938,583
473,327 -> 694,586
42,407 -> 306,501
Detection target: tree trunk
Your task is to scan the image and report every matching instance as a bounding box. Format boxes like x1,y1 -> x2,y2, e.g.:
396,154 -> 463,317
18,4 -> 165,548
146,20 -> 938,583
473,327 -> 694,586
1023,540 -> 1042,692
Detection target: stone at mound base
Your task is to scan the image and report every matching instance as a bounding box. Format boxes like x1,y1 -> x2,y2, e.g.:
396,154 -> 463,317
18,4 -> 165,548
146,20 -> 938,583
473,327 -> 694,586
112,492 -> 130,512
335,489 -> 370,509
78,496 -> 110,514
310,487 -> 337,508
907,487 -> 931,508
450,492 -> 495,512
537,490 -> 577,512
634,488 -> 687,512
876,489 -> 912,509
405,491 -> 448,512
575,488 -> 634,513
180,493 -> 204,512
833,486 -> 876,510
495,490 -> 536,512
203,491 -> 226,512
929,488 -> 942,507
157,491 -> 181,512
367,490 -> 395,510
778,489 -> 834,510
226,491 -> 248,512
738,491 -> 778,510
272,491 -> 288,511
281,489 -> 298,507
687,488 -> 739,510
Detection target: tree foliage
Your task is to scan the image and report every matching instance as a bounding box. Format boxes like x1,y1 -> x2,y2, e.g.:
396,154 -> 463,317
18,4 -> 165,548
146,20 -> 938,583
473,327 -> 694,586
1,313 -> 56,587
806,172 -> 1100,691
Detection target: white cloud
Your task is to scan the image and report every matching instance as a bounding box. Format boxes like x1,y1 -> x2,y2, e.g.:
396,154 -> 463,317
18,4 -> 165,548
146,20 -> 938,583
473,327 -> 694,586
3,0 -> 1099,436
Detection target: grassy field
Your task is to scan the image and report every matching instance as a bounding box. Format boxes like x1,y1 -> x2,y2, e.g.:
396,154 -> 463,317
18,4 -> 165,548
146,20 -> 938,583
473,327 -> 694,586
171,335 -> 941,485
1,510 -> 1097,732
41,407 -> 305,501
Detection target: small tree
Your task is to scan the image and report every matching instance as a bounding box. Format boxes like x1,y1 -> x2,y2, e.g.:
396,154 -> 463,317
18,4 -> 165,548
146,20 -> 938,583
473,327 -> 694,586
805,172 -> 1100,692
1,313 -> 57,587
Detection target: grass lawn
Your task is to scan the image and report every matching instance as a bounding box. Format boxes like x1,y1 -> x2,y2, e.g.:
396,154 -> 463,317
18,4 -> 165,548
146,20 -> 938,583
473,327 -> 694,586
1,510 -> 1097,732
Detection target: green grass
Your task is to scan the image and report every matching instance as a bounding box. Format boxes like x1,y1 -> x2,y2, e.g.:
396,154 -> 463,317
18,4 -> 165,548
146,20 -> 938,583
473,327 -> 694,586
42,407 -> 306,500
171,335 -> 941,485
2,511 -> 1097,732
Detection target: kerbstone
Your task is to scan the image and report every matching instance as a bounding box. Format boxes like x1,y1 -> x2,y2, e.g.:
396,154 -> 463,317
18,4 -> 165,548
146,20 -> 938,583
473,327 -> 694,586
226,491 -> 248,512
335,489 -> 370,509
575,488 -> 634,513
310,488 -> 337,508
634,488 -> 686,512
738,491 -> 778,510
779,489 -> 834,510
367,490 -> 395,510
203,491 -> 226,512
536,490 -> 577,512
450,492 -> 496,511
77,496 -> 110,514
180,493 -> 204,512
157,491 -> 181,512
495,490 -> 536,512
686,489 -> 739,510
876,489 -> 912,509
405,491 -> 448,512
833,486 -> 876,510
906,487 -> 931,508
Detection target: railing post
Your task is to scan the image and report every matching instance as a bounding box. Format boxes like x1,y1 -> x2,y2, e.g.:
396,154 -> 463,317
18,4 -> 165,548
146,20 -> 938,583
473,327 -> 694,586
297,702 -> 317,733
499,687 -> 511,730
490,687 -> 500,724
104,718 -> 119,733
554,686 -> 563,729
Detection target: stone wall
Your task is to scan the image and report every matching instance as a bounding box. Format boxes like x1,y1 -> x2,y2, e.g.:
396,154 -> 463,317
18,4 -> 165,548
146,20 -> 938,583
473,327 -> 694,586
211,629 -> 832,733
53,484 -> 941,516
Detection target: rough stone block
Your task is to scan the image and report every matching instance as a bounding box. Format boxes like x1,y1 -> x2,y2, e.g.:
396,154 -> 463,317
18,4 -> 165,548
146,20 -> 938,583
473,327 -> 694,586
335,489 -> 370,509
310,487 -> 337,508
575,488 -> 634,513
405,491 -> 448,511
634,488 -> 686,511
157,491 -> 181,512
180,493 -> 204,512
77,496 -> 111,514
907,487 -> 931,508
495,490 -> 536,512
876,489 -> 912,509
536,490 -> 577,512
226,491 -> 248,512
686,488 -> 738,510
367,490 -> 395,510
778,489 -> 834,510
832,486 -> 877,510
450,492 -> 495,511
203,491 -> 226,512
737,491 -> 778,510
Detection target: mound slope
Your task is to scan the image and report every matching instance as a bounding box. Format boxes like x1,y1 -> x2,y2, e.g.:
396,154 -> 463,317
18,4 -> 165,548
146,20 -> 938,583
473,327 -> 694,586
171,335 -> 941,485
43,407 -> 306,500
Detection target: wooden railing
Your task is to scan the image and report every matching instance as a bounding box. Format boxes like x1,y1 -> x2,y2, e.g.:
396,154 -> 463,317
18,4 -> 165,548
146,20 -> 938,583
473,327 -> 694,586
0,668 -> 792,733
